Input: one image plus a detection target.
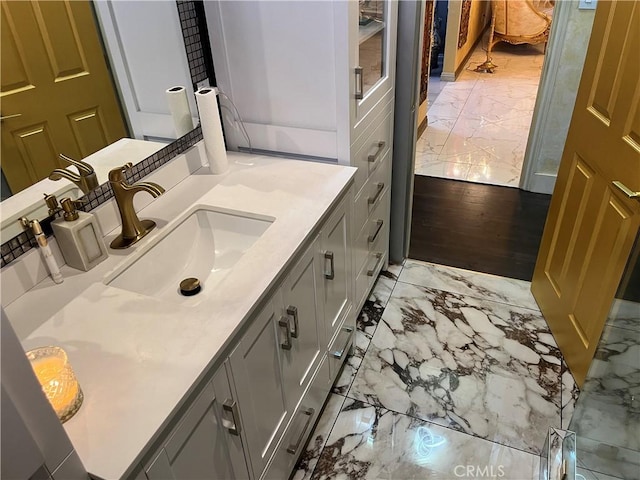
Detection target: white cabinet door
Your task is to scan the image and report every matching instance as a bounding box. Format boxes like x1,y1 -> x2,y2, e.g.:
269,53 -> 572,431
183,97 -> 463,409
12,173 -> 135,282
93,1 -> 197,141
229,299 -> 289,478
145,375 -> 249,480
348,0 -> 398,129
279,237 -> 325,407
320,196 -> 353,344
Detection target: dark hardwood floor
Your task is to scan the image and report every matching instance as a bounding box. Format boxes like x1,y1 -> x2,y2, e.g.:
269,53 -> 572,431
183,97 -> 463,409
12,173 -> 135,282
409,176 -> 552,281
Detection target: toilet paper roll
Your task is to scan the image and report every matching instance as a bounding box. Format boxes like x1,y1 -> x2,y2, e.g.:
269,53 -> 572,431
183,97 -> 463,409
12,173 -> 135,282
166,86 -> 194,137
195,88 -> 228,174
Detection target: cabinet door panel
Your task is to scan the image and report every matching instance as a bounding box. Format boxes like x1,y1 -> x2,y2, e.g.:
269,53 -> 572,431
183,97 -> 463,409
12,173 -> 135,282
322,197 -> 353,344
145,381 -> 240,480
280,239 -> 324,404
229,300 -> 288,478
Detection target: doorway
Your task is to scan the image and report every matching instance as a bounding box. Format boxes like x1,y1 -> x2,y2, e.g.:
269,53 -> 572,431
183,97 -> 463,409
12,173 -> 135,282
415,0 -> 555,188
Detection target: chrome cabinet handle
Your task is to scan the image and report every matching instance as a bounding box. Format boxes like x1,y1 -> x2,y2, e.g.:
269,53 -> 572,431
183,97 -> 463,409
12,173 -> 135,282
0,113 -> 22,121
279,316 -> 292,350
287,306 -> 299,339
613,181 -> 640,200
286,407 -> 315,454
367,252 -> 383,277
330,326 -> 354,359
368,219 -> 383,244
324,251 -> 335,280
368,141 -> 386,163
222,399 -> 241,436
355,66 -> 363,100
368,182 -> 384,205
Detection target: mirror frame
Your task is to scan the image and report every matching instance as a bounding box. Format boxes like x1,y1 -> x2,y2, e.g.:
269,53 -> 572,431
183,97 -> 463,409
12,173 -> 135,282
0,0 -> 214,268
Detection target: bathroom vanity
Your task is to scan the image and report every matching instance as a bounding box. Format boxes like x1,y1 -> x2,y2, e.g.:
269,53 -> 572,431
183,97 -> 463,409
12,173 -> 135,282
4,144 -> 358,480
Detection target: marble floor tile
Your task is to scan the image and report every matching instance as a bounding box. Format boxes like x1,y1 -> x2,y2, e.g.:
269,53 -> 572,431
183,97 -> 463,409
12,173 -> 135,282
398,260 -> 540,311
310,398 -> 540,480
332,330 -> 373,396
384,263 -> 403,280
576,467 -> 624,480
292,394 -> 346,480
561,366 -> 579,430
569,358 -> 640,453
415,159 -> 472,180
368,274 -> 397,308
417,33 -> 544,187
356,300 -> 385,339
575,435 -> 640,480
606,299 -> 640,333
467,161 -> 522,188
593,325 -> 640,368
348,281 -> 562,454
416,129 -> 450,156
331,294 -> 390,396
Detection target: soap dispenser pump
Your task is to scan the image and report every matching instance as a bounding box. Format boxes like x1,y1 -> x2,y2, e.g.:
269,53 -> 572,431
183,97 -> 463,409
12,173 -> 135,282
51,197 -> 108,271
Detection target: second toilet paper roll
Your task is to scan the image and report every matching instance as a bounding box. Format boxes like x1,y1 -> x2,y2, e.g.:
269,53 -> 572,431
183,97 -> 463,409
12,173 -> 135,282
195,88 -> 228,174
166,86 -> 194,137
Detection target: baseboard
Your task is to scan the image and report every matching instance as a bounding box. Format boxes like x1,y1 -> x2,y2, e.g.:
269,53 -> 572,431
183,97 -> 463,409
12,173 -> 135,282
442,24 -> 490,82
417,116 -> 428,138
526,172 -> 557,195
440,72 -> 456,82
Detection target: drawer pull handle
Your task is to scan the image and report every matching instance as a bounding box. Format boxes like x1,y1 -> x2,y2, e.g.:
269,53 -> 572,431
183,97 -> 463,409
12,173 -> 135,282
368,141 -> 386,163
368,219 -> 384,244
368,182 -> 384,205
330,326 -> 354,359
324,251 -> 335,280
279,316 -> 292,350
287,305 -> 299,339
367,252 -> 383,277
287,407 -> 315,454
222,399 -> 241,436
355,66 -> 363,100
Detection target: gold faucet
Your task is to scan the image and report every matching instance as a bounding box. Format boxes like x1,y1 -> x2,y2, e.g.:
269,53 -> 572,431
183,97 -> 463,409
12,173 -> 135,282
108,163 -> 165,249
49,154 -> 99,194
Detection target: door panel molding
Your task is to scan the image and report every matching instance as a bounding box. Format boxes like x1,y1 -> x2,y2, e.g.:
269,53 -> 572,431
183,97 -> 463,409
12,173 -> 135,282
531,0 -> 640,387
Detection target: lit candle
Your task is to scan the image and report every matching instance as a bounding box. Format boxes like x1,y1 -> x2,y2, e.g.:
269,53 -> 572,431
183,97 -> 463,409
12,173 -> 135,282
27,346 -> 83,423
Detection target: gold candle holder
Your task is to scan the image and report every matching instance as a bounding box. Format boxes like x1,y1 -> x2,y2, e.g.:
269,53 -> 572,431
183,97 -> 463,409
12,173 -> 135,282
26,346 -> 83,423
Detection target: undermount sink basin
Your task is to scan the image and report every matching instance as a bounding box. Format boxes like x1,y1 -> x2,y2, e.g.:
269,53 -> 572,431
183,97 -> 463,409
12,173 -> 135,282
107,208 -> 274,305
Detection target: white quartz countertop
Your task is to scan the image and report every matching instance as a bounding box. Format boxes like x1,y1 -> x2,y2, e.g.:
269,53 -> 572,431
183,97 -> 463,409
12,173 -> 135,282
8,150 -> 355,480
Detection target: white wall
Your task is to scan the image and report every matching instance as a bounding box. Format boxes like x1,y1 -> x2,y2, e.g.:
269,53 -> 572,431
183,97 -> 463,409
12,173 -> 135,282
521,0 -> 596,194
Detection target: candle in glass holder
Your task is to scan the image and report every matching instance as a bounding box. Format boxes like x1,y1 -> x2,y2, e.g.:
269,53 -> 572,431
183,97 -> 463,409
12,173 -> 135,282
26,346 -> 83,423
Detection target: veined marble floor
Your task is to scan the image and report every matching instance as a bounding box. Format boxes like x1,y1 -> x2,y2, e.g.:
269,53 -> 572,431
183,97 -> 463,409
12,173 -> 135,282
570,299 -> 640,480
415,40 -> 545,187
293,260 -> 591,480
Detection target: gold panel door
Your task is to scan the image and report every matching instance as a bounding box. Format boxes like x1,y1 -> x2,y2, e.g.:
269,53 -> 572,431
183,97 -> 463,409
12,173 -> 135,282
531,0 -> 640,387
1,0 -> 127,194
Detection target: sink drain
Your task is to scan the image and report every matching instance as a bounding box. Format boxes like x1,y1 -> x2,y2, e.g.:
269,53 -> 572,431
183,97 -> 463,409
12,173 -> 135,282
180,277 -> 201,296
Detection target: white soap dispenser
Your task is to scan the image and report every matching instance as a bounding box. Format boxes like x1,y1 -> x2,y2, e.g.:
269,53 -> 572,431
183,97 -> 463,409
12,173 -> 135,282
51,197 -> 108,271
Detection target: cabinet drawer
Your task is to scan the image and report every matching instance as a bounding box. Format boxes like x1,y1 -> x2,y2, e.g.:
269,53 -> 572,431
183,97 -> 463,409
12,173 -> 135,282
354,151 -> 390,236
354,189 -> 389,277
352,109 -> 393,195
261,356 -> 330,480
355,199 -> 389,310
328,318 -> 356,383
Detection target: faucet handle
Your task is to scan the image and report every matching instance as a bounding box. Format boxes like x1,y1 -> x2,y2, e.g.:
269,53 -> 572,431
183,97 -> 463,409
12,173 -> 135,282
59,153 -> 94,176
108,163 -> 134,183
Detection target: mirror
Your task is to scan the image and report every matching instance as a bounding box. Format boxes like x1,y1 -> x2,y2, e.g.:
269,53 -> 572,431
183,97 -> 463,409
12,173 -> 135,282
0,0 -> 201,241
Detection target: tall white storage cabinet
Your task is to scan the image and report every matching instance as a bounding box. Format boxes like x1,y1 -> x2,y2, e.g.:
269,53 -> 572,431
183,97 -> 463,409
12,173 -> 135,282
206,0 -> 397,313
